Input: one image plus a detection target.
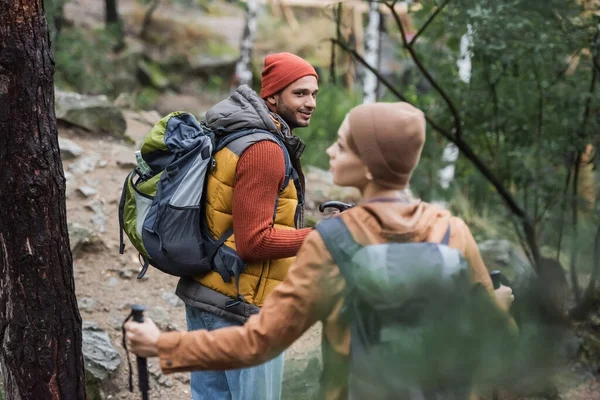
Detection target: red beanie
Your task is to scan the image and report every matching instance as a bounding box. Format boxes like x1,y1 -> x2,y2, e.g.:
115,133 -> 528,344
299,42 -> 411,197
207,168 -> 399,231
260,53 -> 318,99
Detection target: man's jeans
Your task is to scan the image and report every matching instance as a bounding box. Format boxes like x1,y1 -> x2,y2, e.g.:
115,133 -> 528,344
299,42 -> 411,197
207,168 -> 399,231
185,305 -> 284,400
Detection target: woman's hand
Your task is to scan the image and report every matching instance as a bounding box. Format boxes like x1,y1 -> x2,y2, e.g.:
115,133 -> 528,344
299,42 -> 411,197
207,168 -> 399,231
124,319 -> 161,358
494,284 -> 515,312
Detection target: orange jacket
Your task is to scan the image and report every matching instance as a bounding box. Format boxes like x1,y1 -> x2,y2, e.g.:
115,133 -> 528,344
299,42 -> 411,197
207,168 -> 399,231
158,201 -> 513,399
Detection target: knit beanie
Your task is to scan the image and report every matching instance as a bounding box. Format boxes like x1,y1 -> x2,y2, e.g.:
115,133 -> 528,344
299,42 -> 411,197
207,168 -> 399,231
347,102 -> 426,189
260,53 -> 318,99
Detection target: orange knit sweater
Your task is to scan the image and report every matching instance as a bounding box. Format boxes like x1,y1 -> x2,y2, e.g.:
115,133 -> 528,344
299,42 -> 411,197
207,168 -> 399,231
232,140 -> 311,261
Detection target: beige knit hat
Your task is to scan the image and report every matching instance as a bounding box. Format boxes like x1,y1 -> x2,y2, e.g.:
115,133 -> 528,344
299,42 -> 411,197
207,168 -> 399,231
347,102 -> 426,189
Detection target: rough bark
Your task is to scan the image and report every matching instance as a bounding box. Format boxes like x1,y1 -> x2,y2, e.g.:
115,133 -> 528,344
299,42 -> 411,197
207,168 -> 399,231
0,1 -> 86,399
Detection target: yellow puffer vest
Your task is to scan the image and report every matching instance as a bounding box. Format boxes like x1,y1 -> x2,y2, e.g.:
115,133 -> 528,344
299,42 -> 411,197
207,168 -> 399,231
195,133 -> 299,307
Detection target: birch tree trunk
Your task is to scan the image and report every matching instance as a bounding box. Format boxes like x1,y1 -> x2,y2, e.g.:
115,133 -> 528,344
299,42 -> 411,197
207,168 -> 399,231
363,0 -> 381,104
438,25 -> 474,191
0,1 -> 86,398
235,0 -> 259,87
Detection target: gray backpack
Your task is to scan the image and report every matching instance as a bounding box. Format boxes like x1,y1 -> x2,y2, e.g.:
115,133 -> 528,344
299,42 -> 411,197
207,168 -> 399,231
118,112 -> 299,287
316,216 -> 509,400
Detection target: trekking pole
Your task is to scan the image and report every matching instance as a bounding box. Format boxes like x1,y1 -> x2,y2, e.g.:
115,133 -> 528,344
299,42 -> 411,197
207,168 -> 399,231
489,271 -> 512,400
490,270 -> 502,290
131,304 -> 150,400
490,270 -> 512,290
319,201 -> 355,213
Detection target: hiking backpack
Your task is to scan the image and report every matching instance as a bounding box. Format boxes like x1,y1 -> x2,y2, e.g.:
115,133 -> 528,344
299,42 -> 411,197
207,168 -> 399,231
315,216 -> 514,400
118,111 -> 297,281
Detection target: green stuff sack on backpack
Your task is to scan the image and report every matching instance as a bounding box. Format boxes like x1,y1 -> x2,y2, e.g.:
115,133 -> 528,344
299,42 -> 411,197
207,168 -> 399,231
118,111 -> 216,279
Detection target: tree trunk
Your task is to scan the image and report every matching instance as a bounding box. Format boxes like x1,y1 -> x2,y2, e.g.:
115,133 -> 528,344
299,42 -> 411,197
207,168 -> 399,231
106,0 -> 125,51
0,1 -> 86,399
362,0 -> 381,104
235,0 -> 259,87
105,0 -> 119,24
46,0 -> 66,46
140,0 -> 160,41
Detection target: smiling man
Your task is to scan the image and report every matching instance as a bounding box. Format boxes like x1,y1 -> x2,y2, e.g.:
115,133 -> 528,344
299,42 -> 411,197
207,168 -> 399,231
174,52 -> 319,400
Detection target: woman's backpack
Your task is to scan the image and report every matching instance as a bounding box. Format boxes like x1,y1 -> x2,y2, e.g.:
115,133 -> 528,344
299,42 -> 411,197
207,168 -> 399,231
316,216 -> 516,400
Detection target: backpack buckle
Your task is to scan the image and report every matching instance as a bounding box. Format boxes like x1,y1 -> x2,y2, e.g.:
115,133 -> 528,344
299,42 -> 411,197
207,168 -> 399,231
225,294 -> 245,308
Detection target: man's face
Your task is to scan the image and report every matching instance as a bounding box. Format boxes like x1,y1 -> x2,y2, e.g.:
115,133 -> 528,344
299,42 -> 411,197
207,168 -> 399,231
266,75 -> 319,130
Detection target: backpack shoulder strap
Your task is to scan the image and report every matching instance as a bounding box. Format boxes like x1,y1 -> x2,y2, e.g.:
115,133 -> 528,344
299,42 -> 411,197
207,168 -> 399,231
216,129 -> 293,192
441,225 -> 451,246
315,216 -> 362,286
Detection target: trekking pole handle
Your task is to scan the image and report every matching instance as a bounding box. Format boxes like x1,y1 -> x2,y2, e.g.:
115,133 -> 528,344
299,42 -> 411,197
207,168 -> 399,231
319,201 -> 356,213
490,270 -> 502,290
131,305 -> 150,400
490,270 -> 511,290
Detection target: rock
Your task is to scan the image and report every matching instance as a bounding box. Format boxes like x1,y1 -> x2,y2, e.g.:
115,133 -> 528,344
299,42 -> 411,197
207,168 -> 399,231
55,90 -> 127,139
64,171 -> 76,195
162,292 -> 184,308
98,160 -> 108,168
68,222 -> 93,256
83,321 -> 102,331
58,137 -> 83,159
166,323 -> 179,332
174,373 -> 190,384
148,364 -> 174,387
478,239 -> 534,284
78,297 -> 96,313
91,214 -> 105,234
129,110 -> 163,127
119,269 -> 134,280
116,158 -> 136,170
189,53 -> 237,78
68,154 -> 100,175
82,322 -> 121,382
118,302 -> 134,311
149,306 -> 171,330
137,60 -> 171,91
154,93 -> 209,118
304,166 -> 360,205
105,277 -> 119,287
78,186 -> 97,198
85,200 -> 105,233
157,374 -> 173,388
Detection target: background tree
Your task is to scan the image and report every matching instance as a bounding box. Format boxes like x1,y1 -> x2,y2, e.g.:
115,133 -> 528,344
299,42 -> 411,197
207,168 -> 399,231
235,0 -> 259,87
334,0 -> 599,309
363,0 -> 382,103
44,0 -> 66,45
106,0 -> 125,51
0,1 -> 86,398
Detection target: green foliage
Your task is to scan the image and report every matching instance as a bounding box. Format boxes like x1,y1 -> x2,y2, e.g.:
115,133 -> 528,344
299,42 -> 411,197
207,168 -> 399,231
44,0 -> 66,41
53,28 -> 122,95
401,0 -> 599,259
135,87 -> 161,110
298,84 -> 361,169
